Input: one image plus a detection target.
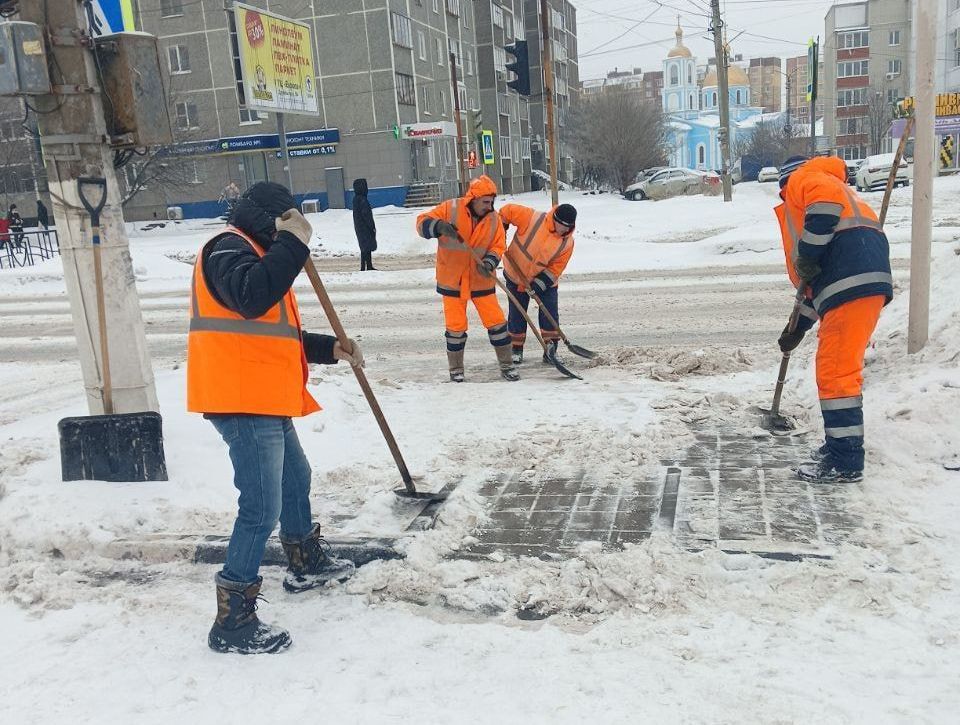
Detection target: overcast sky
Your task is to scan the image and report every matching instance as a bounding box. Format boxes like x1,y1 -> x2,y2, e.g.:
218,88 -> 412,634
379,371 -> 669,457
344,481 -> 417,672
572,0 -> 840,80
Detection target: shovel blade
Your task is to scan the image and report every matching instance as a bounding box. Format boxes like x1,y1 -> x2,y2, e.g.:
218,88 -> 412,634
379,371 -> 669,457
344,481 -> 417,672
58,412 -> 168,482
564,341 -> 598,359
546,344 -> 582,380
757,407 -> 796,433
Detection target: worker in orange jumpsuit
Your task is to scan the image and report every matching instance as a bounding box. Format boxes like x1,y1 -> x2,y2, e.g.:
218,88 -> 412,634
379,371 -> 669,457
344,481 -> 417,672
774,155 -> 893,483
416,175 -> 517,382
499,202 -> 576,364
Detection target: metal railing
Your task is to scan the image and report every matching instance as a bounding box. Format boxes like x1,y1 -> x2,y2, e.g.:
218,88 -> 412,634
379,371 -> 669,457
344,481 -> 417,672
0,229 -> 61,269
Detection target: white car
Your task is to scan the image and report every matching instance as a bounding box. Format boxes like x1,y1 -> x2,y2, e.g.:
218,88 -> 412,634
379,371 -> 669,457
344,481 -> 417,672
757,167 -> 779,183
623,167 -> 718,201
855,153 -> 910,192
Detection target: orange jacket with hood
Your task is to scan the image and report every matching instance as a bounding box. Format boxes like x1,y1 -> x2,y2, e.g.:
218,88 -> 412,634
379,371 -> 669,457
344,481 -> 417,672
416,176 -> 505,298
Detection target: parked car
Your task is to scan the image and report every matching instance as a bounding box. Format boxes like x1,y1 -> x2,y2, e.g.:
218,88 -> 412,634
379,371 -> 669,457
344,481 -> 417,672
634,166 -> 668,184
855,153 -> 911,192
623,167 -> 715,201
757,166 -> 780,183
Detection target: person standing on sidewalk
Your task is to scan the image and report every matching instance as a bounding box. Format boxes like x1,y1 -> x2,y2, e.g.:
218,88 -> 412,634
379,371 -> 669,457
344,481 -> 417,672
499,202 -> 576,364
415,175 -> 517,382
187,181 -> 363,655
774,155 -> 893,484
352,178 -> 378,271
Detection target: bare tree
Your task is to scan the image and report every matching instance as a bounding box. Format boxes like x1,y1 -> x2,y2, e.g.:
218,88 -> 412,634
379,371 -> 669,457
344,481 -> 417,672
733,117 -> 801,170
569,91 -> 667,192
117,147 -> 200,208
865,89 -> 893,155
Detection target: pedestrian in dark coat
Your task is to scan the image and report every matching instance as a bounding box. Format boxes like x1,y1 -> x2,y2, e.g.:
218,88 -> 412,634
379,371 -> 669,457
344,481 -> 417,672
352,178 -> 377,271
36,199 -> 49,229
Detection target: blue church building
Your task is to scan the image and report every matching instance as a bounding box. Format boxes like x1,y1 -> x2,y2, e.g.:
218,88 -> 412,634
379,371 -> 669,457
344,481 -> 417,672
661,23 -> 767,172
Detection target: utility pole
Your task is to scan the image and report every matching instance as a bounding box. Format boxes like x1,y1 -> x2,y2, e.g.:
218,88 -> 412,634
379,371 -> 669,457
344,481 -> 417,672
908,2 -> 935,354
276,113 -> 295,194
808,37 -> 819,156
19,0 -> 159,414
784,74 -> 791,137
710,0 -> 732,201
449,52 -> 467,195
539,0 -> 559,205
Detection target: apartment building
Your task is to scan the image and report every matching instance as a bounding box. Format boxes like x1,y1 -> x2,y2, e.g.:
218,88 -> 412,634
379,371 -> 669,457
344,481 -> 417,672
824,0 -> 912,161
642,71 -> 664,111
127,0 -> 481,219
524,0 -> 579,186
0,99 -> 47,219
747,57 -> 783,114
474,1 -> 531,194
785,54 -> 825,130
579,67 -> 644,102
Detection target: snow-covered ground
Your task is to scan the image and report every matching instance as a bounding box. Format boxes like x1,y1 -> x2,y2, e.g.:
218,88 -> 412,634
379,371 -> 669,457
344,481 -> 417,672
1,179 -> 959,723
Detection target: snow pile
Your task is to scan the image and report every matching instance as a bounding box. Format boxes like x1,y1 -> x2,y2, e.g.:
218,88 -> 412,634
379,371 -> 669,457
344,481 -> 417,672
590,345 -> 755,380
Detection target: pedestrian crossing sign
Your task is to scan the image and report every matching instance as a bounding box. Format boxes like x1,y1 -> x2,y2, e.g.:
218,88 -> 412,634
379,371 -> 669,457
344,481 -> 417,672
481,130 -> 495,165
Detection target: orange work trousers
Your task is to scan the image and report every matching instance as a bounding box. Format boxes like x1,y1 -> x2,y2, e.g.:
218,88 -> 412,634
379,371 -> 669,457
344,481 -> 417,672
816,295 -> 885,401
442,293 -> 506,334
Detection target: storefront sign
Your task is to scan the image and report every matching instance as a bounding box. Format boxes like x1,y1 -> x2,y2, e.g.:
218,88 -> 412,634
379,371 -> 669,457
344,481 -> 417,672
400,122 -> 457,140
170,128 -> 340,157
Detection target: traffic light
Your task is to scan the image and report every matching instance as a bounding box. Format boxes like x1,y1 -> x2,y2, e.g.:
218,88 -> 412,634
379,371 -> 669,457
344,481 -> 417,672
504,40 -> 530,97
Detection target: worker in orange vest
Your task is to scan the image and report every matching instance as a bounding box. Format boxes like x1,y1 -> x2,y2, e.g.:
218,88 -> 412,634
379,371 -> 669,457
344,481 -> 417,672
416,175 -> 517,381
499,202 -> 576,364
187,182 -> 363,655
775,155 -> 892,483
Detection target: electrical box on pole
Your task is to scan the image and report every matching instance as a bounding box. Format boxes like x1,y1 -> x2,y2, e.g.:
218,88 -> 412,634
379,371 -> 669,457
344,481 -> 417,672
504,40 -> 530,97
0,21 -> 51,95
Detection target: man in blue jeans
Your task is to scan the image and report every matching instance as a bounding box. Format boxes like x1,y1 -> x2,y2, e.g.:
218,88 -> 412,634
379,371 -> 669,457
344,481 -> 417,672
187,182 -> 363,654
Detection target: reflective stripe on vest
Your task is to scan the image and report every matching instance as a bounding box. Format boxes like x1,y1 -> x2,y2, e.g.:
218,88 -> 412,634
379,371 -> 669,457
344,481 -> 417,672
190,272 -> 300,339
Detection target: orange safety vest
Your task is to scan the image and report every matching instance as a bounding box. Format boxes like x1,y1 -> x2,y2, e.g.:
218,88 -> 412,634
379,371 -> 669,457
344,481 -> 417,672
186,226 -> 320,417
417,197 -> 505,298
501,204 -> 573,291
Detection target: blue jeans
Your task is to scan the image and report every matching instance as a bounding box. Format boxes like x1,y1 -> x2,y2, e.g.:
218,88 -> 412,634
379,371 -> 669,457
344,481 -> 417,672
208,414 -> 314,584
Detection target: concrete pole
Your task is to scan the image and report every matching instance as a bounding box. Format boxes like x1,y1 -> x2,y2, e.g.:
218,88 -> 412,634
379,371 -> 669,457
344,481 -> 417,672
450,52 -> 467,196
19,0 -> 159,414
710,0 -> 733,201
276,112 -> 295,194
539,0 -> 559,205
908,1 -> 936,354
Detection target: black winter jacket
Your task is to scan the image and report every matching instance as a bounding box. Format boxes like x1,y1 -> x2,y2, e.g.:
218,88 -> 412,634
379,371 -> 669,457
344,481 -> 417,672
201,198 -> 337,365
351,178 -> 377,252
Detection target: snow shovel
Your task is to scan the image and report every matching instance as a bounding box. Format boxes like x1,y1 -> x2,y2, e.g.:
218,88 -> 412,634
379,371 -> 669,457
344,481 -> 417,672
448,233 -> 581,380
301,256 -> 445,502
58,177 -> 168,482
525,286 -> 597,359
757,286 -> 807,433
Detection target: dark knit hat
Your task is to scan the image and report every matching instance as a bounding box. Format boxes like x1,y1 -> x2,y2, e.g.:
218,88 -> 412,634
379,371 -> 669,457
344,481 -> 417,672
778,155 -> 810,189
553,203 -> 577,228
241,181 -> 298,217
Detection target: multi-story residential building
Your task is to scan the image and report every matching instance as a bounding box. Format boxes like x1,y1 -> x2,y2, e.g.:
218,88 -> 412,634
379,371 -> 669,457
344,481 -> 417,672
0,99 -> 47,220
748,57 -> 783,114
824,0 -> 912,161
524,0 -> 578,186
941,0 -> 960,93
126,0 -> 482,219
475,1 -> 531,194
578,67 -> 645,102
785,54 -> 825,130
642,70 -> 664,110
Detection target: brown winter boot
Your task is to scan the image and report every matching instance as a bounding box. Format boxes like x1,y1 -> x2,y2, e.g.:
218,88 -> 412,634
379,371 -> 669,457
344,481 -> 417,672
494,343 -> 520,381
447,348 -> 465,382
208,574 -> 291,655
280,524 -> 356,593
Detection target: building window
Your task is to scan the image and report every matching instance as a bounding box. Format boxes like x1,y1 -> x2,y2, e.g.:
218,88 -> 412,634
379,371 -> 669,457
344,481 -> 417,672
432,0 -> 440,14
446,0 -> 460,16
494,46 -> 506,77
439,89 -> 446,115
955,29 -> 960,66
500,135 -> 511,159
837,30 -> 869,49
417,31 -> 426,61
888,59 -> 901,76
458,86 -> 467,112
837,88 -> 866,107
735,89 -> 742,104
395,72 -> 415,106
689,93 -> 694,109
522,137 -> 531,158
837,60 -> 869,78
687,65 -> 693,85
421,85 -> 431,115
887,88 -> 900,104
669,65 -> 679,86
492,5 -> 503,27
888,30 -> 901,46
503,11 -> 513,38
391,12 -> 413,49
160,0 -> 183,17
465,48 -> 473,76
435,37 -> 444,66
839,145 -> 866,161
187,159 -> 204,184
239,107 -> 261,124
697,145 -> 705,166
838,117 -> 862,135
427,141 -> 436,167
167,44 -> 191,74
174,100 -> 199,129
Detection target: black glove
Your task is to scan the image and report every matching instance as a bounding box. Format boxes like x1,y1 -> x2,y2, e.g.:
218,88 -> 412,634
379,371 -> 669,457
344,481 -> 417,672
529,272 -> 551,296
434,221 -> 458,239
778,323 -> 806,353
477,253 -> 498,276
795,257 -> 821,282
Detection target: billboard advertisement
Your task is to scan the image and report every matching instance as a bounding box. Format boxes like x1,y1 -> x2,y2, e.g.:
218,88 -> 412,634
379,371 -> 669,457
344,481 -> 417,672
234,2 -> 319,116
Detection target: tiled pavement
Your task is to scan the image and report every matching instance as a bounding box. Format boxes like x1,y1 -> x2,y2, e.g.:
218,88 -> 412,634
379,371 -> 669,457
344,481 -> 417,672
465,427 -> 860,560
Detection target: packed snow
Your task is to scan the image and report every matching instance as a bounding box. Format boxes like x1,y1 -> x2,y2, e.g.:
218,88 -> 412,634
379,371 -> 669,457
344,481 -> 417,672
1,178 -> 959,722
